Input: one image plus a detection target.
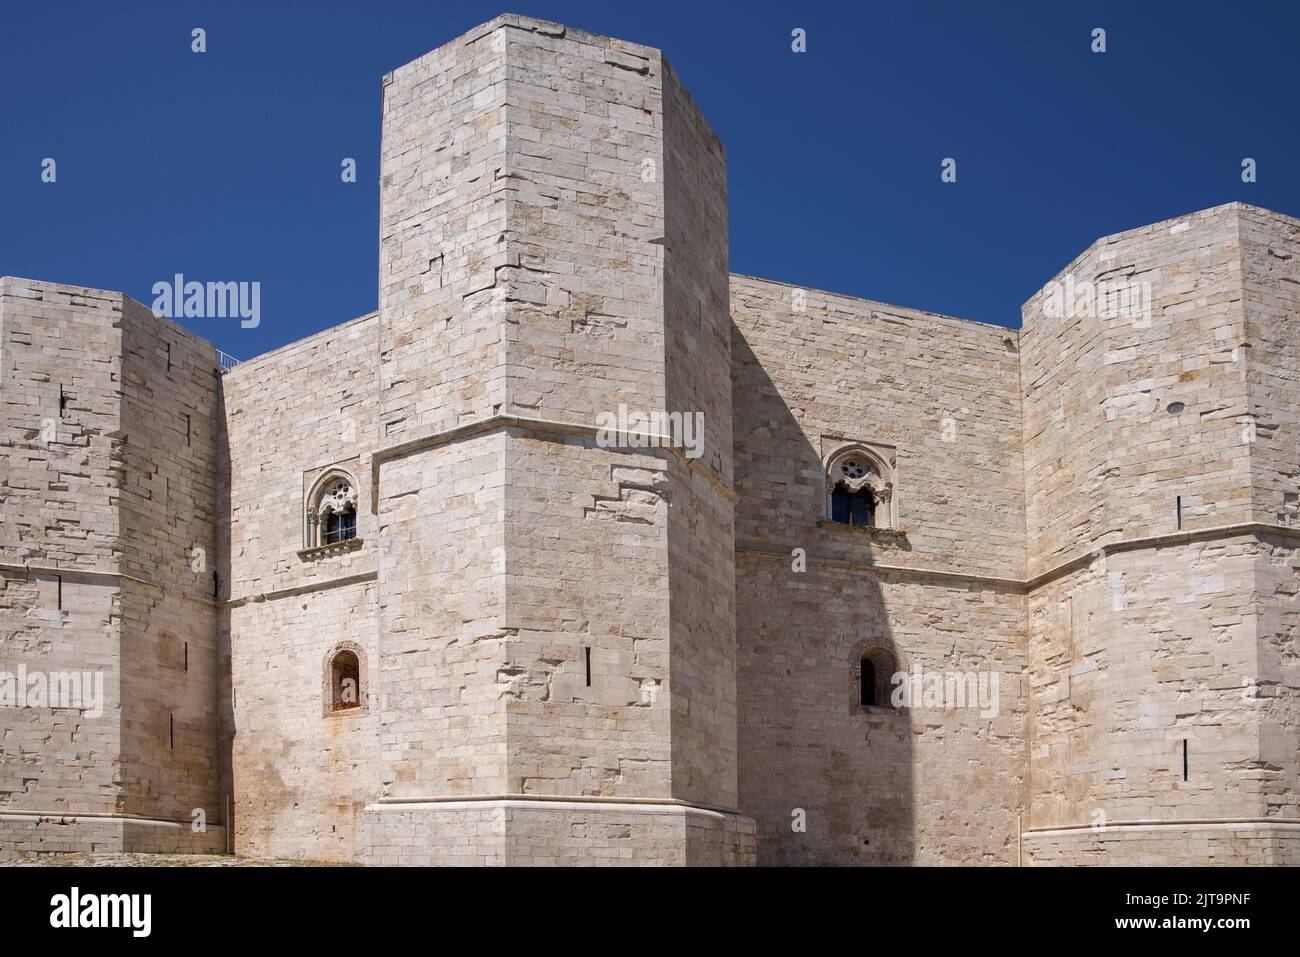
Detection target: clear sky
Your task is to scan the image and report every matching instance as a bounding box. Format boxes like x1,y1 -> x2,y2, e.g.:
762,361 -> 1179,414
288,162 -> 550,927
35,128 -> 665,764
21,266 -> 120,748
3,0 -> 1297,360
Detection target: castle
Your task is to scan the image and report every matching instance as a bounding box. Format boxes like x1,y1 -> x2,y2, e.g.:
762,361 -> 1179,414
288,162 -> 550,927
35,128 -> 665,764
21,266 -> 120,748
2,14 -> 1298,866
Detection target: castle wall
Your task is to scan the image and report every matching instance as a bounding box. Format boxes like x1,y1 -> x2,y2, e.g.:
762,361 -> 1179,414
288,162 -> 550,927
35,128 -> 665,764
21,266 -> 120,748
1240,205 -> 1300,526
490,18 -> 677,806
117,296 -> 222,831
1239,208 -> 1300,863
1020,204 -> 1300,865
0,280 -> 223,857
219,315 -> 381,862
365,14 -> 750,864
730,277 -> 1028,864
4,10 -> 1297,871
730,277 -> 1026,579
1023,538 -> 1262,858
662,59 -> 739,809
370,15 -> 512,824
1020,205 -> 1250,579
0,281 -> 125,856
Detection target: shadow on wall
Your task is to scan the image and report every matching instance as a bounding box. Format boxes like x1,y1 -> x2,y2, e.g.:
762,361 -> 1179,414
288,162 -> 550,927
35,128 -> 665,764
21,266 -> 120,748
730,324 -> 914,865
215,383 -> 235,853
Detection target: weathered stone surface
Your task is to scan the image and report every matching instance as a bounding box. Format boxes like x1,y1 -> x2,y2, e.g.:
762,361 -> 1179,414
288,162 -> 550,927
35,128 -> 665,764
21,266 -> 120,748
2,15 -> 1297,867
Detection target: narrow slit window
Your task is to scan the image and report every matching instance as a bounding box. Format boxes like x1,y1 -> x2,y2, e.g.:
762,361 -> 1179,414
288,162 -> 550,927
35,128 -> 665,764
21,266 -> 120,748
585,647 -> 592,687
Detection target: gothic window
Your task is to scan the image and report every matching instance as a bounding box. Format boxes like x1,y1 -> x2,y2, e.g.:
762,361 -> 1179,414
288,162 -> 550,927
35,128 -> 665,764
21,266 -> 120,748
824,444 -> 895,528
305,471 -> 359,549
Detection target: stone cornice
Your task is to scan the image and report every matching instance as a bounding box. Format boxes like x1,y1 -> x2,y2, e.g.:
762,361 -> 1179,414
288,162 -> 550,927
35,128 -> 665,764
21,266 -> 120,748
737,520 -> 1300,593
370,413 -> 740,506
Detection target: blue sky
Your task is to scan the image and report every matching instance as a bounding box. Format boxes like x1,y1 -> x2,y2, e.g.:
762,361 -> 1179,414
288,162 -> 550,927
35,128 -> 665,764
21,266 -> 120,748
2,0 -> 1297,359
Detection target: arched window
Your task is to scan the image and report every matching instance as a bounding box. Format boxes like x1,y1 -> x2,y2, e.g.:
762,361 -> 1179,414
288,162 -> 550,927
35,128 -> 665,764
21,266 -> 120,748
858,646 -> 899,710
824,444 -> 895,529
305,471 -> 359,549
329,650 -> 361,711
323,643 -> 367,716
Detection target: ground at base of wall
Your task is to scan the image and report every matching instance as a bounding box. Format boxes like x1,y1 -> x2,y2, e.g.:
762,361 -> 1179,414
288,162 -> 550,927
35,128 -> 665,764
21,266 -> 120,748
4,853 -> 353,867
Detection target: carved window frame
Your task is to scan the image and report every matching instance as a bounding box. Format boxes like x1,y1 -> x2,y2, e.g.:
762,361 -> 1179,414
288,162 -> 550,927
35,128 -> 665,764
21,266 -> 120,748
303,468 -> 361,553
823,442 -> 896,529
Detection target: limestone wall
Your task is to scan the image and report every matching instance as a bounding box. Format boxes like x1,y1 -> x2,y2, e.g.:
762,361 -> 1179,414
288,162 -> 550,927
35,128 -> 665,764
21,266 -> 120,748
0,280 -> 224,857
372,15 -> 512,814
1025,539 -> 1261,830
1020,205 -> 1250,579
219,314 -> 380,861
1240,206 -> 1300,526
117,295 -> 222,830
365,14 -> 751,863
730,276 -> 1026,579
730,277 -> 1028,864
1,281 -> 125,844
1020,204 -> 1300,865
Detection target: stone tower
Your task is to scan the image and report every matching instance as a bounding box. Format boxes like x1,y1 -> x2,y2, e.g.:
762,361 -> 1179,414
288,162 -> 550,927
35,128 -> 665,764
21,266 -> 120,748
0,279 -> 225,855
361,14 -> 754,864
5,12 -> 1297,869
1020,203 -> 1300,864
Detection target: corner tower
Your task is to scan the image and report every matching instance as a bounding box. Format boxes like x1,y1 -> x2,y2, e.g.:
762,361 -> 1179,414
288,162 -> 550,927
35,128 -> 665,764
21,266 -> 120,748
362,14 -> 753,864
1020,203 -> 1300,865
0,279 -> 225,858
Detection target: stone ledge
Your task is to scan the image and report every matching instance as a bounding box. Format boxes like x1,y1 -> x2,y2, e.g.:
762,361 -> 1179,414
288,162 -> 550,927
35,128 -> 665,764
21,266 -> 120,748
816,520 -> 909,542
297,538 -> 364,561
